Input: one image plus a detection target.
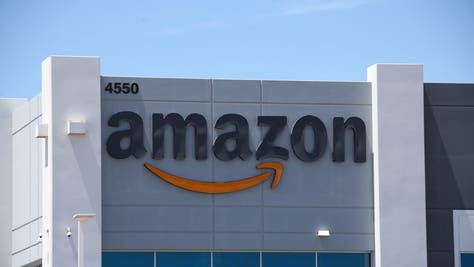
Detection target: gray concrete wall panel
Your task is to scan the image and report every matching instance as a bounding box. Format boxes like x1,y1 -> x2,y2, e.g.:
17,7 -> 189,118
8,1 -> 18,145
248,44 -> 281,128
102,100 -> 214,206
214,233 -> 262,250
263,233 -> 373,251
212,79 -> 261,103
263,207 -> 373,234
261,104 -> 372,208
214,207 -> 262,232
212,103 -> 262,206
261,81 -> 371,105
104,206 -> 213,232
103,232 -> 213,250
101,77 -> 212,102
101,77 -> 374,251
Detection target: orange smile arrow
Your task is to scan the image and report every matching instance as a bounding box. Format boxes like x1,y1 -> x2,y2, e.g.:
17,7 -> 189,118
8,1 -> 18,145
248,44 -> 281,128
144,162 -> 283,194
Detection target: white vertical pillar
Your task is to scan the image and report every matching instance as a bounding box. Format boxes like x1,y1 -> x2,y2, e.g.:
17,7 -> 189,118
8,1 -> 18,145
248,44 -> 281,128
74,214 -> 96,267
78,221 -> 84,267
368,64 -> 427,267
41,56 -> 102,267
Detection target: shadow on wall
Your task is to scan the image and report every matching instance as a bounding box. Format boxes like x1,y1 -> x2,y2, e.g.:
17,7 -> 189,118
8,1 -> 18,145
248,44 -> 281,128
424,83 -> 474,267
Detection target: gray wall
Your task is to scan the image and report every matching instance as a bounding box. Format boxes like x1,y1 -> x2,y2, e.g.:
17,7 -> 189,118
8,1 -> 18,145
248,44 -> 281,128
10,95 -> 43,267
101,77 -> 374,251
424,83 -> 474,267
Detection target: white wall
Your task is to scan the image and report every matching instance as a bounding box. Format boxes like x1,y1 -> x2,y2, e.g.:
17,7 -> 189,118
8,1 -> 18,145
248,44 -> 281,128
10,96 -> 43,267
0,98 -> 28,267
41,56 -> 102,267
368,64 -> 427,267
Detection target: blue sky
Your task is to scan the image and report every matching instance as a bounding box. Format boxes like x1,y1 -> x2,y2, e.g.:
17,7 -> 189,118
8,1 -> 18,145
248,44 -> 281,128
0,0 -> 473,99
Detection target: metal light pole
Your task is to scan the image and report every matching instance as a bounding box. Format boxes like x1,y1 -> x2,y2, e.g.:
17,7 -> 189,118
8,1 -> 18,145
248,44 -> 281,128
73,213 -> 96,267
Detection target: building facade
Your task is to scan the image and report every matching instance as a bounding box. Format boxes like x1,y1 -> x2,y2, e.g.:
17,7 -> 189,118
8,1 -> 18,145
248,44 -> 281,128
0,56 -> 473,267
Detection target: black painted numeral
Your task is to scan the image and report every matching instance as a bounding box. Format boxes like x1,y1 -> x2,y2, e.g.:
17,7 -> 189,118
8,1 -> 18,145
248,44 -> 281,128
105,83 -> 113,93
131,83 -> 139,94
104,82 -> 139,95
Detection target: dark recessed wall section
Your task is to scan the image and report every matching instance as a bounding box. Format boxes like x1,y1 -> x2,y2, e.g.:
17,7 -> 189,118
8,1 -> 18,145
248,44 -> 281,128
424,83 -> 474,267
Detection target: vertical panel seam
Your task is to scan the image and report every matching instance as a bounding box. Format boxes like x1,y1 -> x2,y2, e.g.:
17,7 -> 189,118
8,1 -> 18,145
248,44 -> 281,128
211,79 -> 215,251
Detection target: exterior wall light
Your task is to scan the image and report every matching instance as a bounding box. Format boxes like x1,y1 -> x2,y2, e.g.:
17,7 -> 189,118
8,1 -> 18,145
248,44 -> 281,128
67,121 -> 87,135
34,124 -> 48,138
66,227 -> 72,237
317,229 -> 331,237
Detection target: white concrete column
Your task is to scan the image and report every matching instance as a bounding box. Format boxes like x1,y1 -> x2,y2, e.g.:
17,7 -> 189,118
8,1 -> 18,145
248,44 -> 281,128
368,64 -> 427,267
41,56 -> 102,267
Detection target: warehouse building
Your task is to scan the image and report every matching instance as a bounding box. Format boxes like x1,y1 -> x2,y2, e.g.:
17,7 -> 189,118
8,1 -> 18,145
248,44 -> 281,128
0,56 -> 473,267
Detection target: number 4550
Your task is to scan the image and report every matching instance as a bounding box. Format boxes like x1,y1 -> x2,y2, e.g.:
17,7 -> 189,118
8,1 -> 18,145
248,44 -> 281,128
104,82 -> 139,94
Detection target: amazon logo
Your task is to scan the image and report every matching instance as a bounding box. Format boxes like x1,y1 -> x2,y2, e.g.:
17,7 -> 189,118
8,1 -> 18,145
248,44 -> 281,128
106,111 -> 366,193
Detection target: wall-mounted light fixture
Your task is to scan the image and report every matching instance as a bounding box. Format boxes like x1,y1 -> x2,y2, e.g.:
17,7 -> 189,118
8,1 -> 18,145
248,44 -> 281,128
67,121 -> 87,135
34,124 -> 48,138
317,229 -> 331,237
66,227 -> 72,237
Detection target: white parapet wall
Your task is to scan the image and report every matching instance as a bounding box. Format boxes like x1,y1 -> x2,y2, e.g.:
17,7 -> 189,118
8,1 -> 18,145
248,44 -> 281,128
10,95 -> 43,267
41,56 -> 102,267
368,64 -> 428,267
0,99 -> 27,267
